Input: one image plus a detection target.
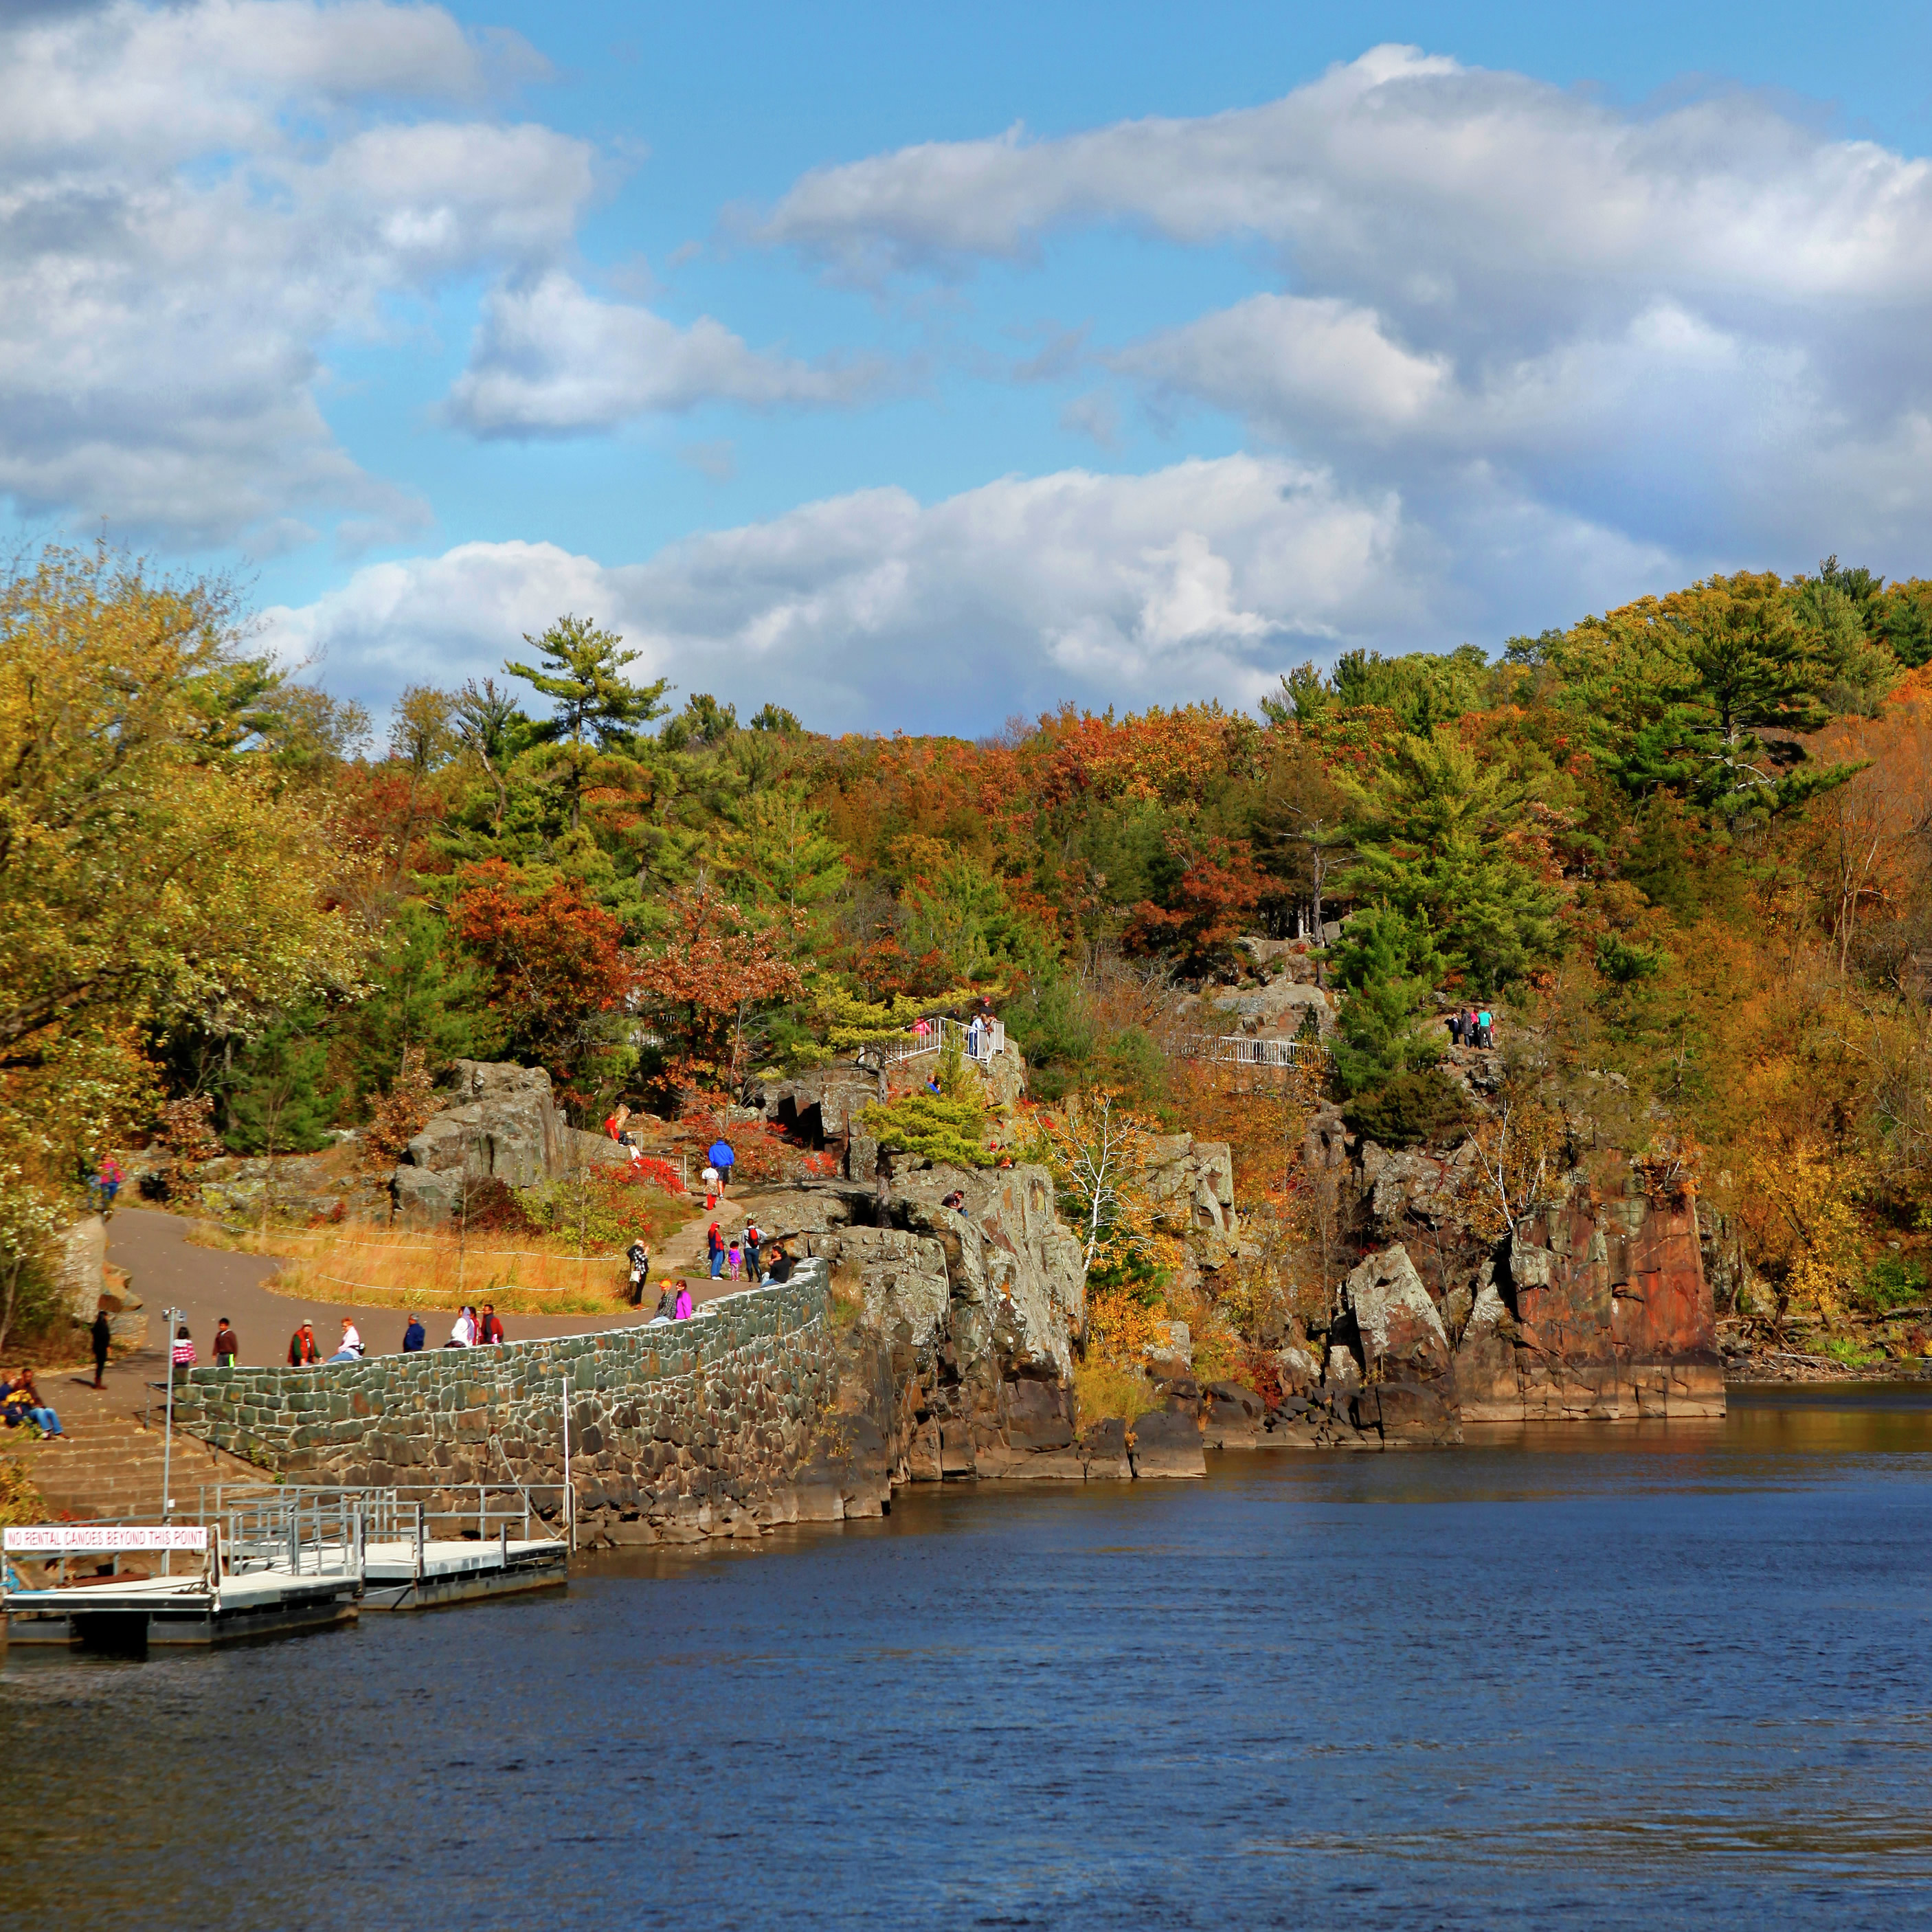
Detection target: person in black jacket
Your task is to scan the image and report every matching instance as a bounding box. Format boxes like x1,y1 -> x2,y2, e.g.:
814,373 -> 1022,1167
90,1306 -> 112,1388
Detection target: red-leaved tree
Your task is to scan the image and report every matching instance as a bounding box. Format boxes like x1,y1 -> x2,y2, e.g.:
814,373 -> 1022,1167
448,861 -> 636,1108
633,886 -> 805,1106
1123,831 -> 1264,971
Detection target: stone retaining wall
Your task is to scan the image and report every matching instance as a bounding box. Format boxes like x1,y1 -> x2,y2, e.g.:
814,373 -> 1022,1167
168,1262 -> 888,1542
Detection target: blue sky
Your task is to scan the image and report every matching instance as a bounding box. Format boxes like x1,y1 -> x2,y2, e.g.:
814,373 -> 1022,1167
5,1 -> 1931,734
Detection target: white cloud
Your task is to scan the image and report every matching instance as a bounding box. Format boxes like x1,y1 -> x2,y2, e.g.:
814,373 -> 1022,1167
0,1 -> 867,547
259,453 -> 1420,732
759,45 -> 1932,309
445,271 -> 886,436
758,46 -> 1932,571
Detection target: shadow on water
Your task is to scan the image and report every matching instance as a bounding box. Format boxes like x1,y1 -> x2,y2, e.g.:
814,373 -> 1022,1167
7,1387 -> 1932,1930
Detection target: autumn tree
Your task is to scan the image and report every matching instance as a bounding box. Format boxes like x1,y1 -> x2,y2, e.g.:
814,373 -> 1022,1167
385,683 -> 454,885
448,862 -> 638,1106
633,886 -> 806,1103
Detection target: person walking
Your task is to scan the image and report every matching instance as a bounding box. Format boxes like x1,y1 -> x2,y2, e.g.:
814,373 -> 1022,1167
212,1318 -> 238,1367
448,1307 -> 476,1348
90,1306 -> 111,1388
1477,1008 -> 1494,1050
95,1154 -> 124,1215
478,1303 -> 504,1346
288,1321 -> 319,1366
402,1312 -> 426,1353
708,1138 -> 735,1198
701,1160 -> 719,1209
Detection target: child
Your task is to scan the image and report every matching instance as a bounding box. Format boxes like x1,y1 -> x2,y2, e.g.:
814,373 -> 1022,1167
728,1240 -> 743,1281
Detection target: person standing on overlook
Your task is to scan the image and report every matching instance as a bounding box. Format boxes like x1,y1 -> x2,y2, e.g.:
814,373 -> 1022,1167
402,1312 -> 425,1353
213,1318 -> 238,1367
90,1306 -> 111,1388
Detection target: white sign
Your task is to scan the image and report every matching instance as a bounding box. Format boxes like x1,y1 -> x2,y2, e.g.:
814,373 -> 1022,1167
4,1525 -> 208,1554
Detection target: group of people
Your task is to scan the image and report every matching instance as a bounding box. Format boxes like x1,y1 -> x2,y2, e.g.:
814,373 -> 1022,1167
705,1218 -> 770,1282
440,1305 -> 506,1349
276,1305 -> 505,1365
1448,1007 -> 1496,1051
1,1367 -> 63,1439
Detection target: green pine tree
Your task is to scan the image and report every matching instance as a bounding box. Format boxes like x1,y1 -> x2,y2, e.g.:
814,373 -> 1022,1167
219,1006 -> 339,1155
1342,732 -> 1562,995
864,1035 -> 996,1168
504,614 -> 670,827
1328,905 -> 1446,1097
344,903 -> 504,1102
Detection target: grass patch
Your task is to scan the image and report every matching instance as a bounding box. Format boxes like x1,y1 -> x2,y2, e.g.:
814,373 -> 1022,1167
1072,1356 -> 1159,1426
196,1222 -> 655,1313
827,1263 -> 864,1332
1819,1334 -> 1885,1368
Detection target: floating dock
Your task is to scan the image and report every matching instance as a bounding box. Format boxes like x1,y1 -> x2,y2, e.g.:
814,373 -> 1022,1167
3,1484 -> 568,1650
3,1520 -> 359,1650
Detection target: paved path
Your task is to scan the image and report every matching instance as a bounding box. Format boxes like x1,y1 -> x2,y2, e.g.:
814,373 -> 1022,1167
102,1203 -> 770,1373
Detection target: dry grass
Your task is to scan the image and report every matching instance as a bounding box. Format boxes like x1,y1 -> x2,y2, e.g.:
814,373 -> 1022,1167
191,1221 -> 645,1314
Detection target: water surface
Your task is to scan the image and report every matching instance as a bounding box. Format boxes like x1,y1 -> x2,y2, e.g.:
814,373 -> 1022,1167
5,1386 -> 1932,1929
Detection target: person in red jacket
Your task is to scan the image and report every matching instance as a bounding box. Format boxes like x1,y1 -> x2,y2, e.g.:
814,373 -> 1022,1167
478,1303 -> 505,1345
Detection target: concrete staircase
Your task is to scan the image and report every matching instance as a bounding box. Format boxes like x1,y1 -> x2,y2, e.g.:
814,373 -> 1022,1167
5,1376 -> 263,1523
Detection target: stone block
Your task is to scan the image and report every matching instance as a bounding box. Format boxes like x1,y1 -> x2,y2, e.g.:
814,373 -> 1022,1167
1127,1408 -> 1205,1479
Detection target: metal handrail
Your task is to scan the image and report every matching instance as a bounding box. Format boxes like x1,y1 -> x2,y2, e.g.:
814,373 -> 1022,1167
1176,1033 -> 1321,1068
881,1014 -> 1006,1068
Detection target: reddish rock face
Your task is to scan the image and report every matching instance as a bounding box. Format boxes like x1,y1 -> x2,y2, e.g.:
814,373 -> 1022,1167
1498,1154 -> 1723,1421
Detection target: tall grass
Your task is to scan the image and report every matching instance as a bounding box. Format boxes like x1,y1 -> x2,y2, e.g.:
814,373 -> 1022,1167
193,1223 -> 640,1314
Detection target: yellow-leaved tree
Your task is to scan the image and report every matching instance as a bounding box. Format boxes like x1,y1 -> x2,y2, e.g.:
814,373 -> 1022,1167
0,545 -> 359,1335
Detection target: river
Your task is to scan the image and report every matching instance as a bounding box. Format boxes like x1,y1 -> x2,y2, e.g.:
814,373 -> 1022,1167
5,1386 -> 1931,1929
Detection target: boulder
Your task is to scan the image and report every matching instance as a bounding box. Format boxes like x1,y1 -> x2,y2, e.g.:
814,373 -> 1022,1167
55,1213 -> 106,1322
1127,1407 -> 1206,1479
1340,1244 -> 1450,1380
1079,1416 -> 1132,1480
1272,1343 -> 1322,1395
1353,1378 -> 1461,1446
1000,1377 -> 1075,1452
393,1061 -> 569,1223
1201,1380 -> 1265,1448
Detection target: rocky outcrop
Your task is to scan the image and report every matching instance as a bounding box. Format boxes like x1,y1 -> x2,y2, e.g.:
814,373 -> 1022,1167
1145,1135 -> 1237,1238
1338,1244 -> 1450,1381
392,1060 -> 570,1223
1497,1158 -> 1723,1420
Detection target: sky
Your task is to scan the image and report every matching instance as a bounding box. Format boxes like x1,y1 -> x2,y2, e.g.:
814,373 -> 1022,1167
5,0 -> 1932,737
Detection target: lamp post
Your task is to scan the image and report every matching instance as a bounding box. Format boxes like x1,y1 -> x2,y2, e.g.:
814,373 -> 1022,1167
160,1303 -> 181,1573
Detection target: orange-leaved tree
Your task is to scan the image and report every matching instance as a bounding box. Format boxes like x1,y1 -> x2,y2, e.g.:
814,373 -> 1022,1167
633,886 -> 805,1106
448,862 -> 636,1108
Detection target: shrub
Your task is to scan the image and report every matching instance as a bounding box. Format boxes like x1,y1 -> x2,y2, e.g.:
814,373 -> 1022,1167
1342,1068 -> 1470,1149
1860,1255 -> 1928,1312
1072,1356 -> 1158,1426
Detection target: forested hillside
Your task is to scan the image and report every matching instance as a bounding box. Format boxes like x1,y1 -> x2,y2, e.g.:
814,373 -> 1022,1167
5,541 -> 1931,1347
